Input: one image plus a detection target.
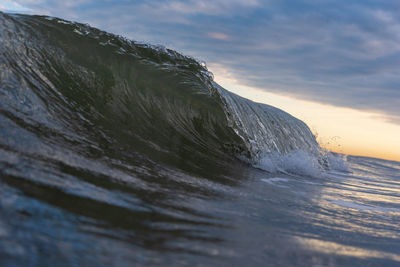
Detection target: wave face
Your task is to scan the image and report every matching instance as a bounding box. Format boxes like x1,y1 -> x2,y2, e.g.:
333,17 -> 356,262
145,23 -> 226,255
0,12 -> 250,175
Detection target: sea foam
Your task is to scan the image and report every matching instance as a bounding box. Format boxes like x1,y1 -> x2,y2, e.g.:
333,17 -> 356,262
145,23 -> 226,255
255,150 -> 348,178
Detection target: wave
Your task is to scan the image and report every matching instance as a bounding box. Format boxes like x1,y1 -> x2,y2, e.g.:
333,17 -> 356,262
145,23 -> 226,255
0,12 -> 330,177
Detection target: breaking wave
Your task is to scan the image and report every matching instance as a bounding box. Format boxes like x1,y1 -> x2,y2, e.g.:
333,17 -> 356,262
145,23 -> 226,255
0,12 -> 333,178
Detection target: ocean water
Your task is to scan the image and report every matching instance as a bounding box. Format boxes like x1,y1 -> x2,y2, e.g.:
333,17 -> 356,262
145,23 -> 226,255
1,12 -> 400,266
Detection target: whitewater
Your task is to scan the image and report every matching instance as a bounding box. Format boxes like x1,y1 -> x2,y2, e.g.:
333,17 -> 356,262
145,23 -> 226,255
1,12 -> 400,266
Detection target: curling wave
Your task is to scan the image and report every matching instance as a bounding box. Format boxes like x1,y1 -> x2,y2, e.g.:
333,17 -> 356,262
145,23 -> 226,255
0,12 -> 327,179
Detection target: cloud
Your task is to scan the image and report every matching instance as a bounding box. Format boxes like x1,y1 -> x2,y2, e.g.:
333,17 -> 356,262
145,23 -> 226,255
207,32 -> 230,40
148,0 -> 260,16
5,0 -> 400,124
0,0 -> 31,12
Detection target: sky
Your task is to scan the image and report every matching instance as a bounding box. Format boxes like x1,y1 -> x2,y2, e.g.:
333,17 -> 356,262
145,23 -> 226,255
1,0 -> 400,161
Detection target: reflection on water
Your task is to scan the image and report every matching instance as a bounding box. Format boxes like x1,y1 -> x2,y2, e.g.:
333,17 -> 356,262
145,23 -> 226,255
2,147 -> 400,266
293,156 -> 400,264
295,237 -> 400,262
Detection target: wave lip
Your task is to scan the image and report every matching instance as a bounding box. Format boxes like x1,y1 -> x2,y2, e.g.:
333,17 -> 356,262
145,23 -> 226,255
213,83 -> 320,158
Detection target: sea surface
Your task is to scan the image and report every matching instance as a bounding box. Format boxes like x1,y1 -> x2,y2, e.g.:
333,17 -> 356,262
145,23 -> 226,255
1,12 -> 400,266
